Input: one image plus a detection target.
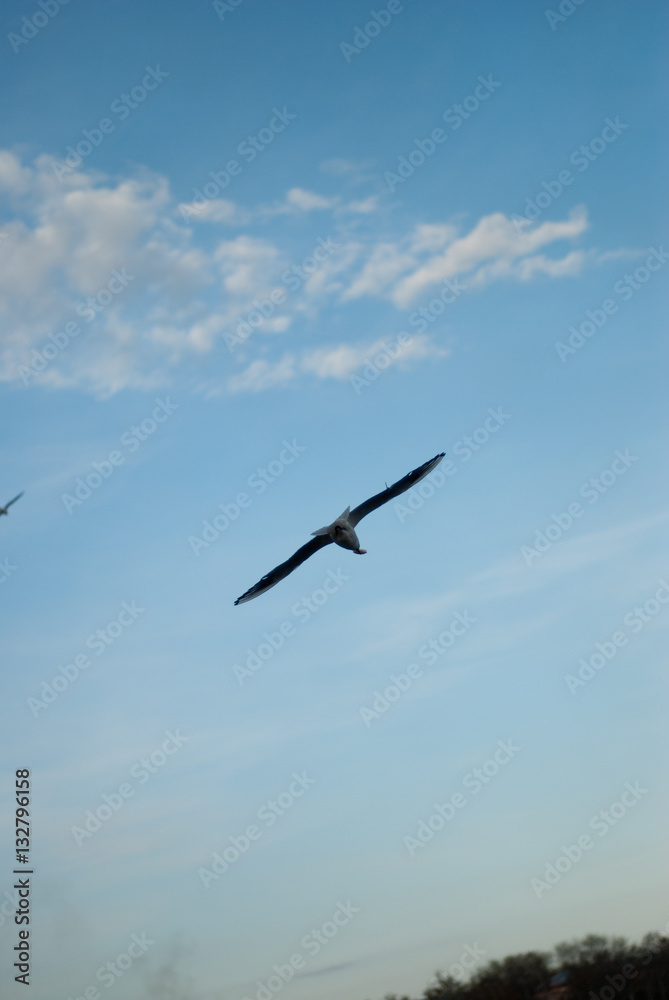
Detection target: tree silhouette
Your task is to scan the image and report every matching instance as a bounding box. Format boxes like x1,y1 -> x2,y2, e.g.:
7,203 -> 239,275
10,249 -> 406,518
370,932 -> 669,1000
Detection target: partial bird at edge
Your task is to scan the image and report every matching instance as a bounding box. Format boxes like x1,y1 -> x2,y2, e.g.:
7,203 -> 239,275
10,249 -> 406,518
0,491 -> 24,516
234,453 -> 445,605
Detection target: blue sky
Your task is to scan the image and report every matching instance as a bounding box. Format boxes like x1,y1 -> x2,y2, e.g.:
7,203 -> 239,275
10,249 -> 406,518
1,1 -> 668,998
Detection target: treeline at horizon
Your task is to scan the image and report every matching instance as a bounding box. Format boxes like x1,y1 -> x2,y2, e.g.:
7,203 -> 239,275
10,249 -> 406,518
375,931 -> 669,1000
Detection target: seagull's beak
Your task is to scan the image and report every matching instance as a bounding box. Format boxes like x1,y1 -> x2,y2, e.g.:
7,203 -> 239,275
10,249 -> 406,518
354,548 -> 367,555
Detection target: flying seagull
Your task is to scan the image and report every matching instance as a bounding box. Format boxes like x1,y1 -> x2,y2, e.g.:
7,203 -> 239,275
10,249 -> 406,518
234,453 -> 444,605
0,492 -> 24,516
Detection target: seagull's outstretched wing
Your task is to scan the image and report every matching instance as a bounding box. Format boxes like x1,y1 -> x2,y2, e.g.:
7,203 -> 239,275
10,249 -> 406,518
348,453 -> 445,528
3,492 -> 24,509
235,534 -> 333,605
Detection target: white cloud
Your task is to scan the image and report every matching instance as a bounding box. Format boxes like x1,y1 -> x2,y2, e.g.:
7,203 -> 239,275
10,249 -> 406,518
0,149 -> 33,195
0,150 -> 609,396
409,223 -> 457,253
468,249 -> 586,286
226,355 -> 298,393
180,187 -> 339,225
214,235 -> 284,295
338,209 -> 589,306
178,198 -> 249,225
391,207 -> 589,306
227,333 -> 446,392
285,187 -> 337,211
342,242 -> 416,301
320,158 -> 358,176
339,195 -> 380,215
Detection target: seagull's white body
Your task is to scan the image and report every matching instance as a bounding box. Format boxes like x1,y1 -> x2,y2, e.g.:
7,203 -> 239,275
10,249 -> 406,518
234,453 -> 444,605
311,507 -> 367,554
